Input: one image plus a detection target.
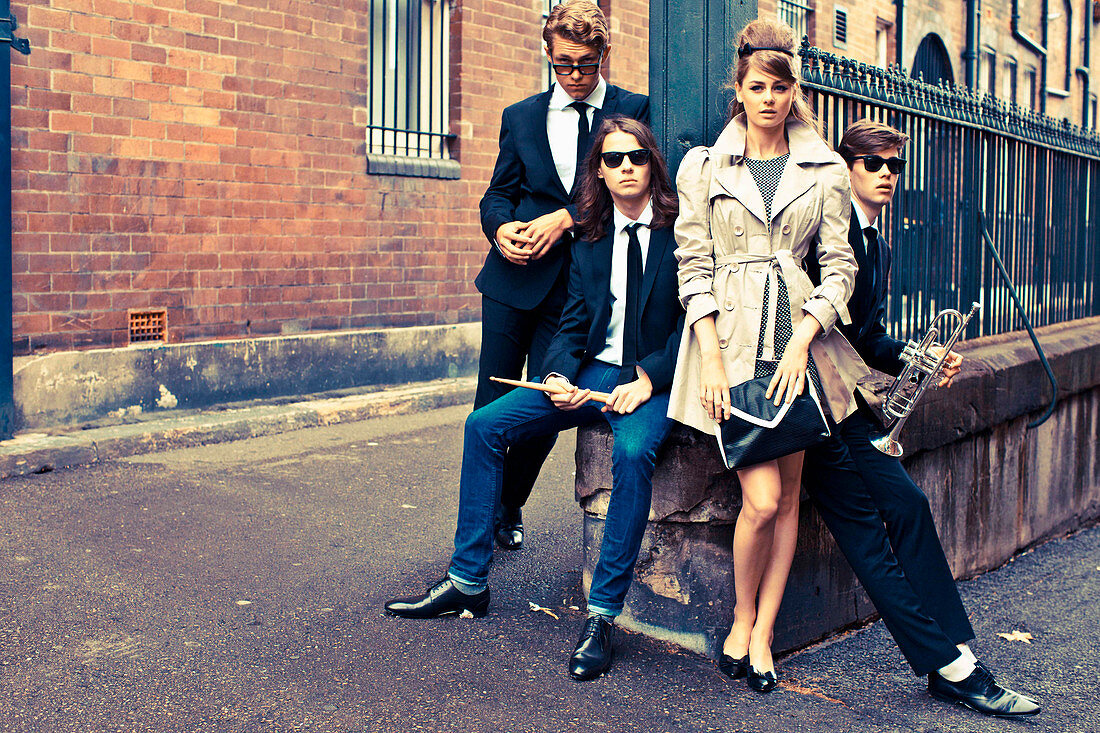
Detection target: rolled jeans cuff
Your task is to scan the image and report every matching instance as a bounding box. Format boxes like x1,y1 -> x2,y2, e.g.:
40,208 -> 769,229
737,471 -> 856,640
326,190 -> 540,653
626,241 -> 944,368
447,569 -> 487,594
586,602 -> 622,618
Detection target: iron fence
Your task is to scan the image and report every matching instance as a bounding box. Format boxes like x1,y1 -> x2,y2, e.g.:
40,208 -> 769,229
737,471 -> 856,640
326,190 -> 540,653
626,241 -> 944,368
367,0 -> 452,159
799,42 -> 1100,341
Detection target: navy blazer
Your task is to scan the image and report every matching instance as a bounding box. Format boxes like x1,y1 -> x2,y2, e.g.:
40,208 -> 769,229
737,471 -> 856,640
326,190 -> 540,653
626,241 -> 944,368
540,224 -> 684,392
477,84 -> 650,310
807,205 -> 905,376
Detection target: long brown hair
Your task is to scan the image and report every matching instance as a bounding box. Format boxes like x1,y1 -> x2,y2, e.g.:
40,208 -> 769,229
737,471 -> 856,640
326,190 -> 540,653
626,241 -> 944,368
724,19 -> 821,135
574,116 -> 678,242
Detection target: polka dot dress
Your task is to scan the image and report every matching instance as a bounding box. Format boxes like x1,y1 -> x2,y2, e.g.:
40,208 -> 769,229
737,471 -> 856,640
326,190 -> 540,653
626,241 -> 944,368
745,155 -> 824,399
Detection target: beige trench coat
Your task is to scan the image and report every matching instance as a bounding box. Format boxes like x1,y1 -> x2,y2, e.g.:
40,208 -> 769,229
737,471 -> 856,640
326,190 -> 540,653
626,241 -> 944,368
667,115 -> 870,435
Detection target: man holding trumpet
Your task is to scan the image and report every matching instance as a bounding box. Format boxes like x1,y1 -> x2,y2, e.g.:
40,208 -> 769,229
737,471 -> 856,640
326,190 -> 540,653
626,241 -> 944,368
803,120 -> 1040,716
386,117 -> 684,681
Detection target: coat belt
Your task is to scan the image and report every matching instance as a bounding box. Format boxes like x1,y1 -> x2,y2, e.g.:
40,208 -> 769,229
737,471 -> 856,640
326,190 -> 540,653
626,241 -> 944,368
713,250 -> 809,361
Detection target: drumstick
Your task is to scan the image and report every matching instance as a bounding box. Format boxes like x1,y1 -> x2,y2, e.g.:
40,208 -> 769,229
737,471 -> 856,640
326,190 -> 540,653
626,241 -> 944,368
490,376 -> 613,404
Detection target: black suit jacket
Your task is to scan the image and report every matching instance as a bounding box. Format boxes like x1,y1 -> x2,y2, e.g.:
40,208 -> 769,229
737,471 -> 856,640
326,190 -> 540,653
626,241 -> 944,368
477,85 -> 651,310
807,205 -> 905,376
540,224 -> 684,392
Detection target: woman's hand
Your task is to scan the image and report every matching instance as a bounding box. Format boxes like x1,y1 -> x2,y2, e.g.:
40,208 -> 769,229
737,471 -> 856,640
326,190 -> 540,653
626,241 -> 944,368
766,313 -> 823,406
699,352 -> 732,422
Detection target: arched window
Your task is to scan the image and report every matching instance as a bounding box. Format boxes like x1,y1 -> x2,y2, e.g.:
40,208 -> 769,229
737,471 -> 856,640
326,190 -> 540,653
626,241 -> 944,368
911,33 -> 954,86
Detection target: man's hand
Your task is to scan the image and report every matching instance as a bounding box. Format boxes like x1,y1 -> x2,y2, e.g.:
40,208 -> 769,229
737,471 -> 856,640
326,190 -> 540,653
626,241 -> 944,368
547,376 -> 592,411
495,221 -> 534,265
929,346 -> 963,387
603,369 -> 653,415
521,208 -> 574,260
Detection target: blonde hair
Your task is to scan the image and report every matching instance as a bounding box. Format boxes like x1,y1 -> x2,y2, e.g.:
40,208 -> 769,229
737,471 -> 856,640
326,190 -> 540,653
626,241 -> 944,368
724,19 -> 820,134
543,0 -> 609,54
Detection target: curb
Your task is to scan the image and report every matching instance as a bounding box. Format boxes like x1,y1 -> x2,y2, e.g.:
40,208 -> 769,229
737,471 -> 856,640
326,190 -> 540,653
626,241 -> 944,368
0,377 -> 477,480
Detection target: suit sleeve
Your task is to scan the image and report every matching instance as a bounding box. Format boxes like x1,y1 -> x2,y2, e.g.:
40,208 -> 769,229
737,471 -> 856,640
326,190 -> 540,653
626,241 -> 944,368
479,108 -> 522,246
859,302 -> 906,376
538,254 -> 590,382
802,154 -> 856,335
673,146 -> 720,328
637,306 -> 685,393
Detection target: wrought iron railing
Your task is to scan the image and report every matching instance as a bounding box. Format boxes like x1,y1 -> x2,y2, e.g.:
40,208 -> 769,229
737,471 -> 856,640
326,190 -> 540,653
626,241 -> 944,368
799,42 -> 1100,341
367,0 -> 452,160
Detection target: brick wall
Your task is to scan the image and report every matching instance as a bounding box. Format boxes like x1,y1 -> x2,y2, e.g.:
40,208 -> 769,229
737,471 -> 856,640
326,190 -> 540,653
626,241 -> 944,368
11,0 -> 650,355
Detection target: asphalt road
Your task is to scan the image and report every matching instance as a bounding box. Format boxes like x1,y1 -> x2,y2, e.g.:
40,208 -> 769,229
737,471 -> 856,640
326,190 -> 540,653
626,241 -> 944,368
1,405 -> 1097,732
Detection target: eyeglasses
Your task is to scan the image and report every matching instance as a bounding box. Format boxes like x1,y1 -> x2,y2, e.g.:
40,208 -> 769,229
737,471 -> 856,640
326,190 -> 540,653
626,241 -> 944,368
600,148 -> 651,168
851,155 -> 907,174
551,54 -> 603,76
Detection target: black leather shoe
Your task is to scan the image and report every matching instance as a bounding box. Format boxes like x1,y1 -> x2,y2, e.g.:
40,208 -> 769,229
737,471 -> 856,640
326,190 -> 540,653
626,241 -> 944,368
747,665 -> 778,693
568,616 -> 614,681
384,577 -> 490,619
928,665 -> 1041,717
494,506 -> 523,550
718,654 -> 749,680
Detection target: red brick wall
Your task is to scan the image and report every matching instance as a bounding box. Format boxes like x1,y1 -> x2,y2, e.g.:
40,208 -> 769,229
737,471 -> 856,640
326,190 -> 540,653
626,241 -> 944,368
11,0 -> 650,355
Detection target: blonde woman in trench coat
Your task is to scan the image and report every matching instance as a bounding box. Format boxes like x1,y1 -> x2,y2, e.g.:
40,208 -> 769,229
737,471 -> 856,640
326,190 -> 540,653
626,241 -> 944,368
667,19 -> 869,692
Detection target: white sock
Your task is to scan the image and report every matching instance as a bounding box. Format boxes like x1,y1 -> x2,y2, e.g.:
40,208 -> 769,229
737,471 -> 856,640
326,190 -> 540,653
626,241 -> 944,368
938,654 -> 976,682
956,643 -> 978,664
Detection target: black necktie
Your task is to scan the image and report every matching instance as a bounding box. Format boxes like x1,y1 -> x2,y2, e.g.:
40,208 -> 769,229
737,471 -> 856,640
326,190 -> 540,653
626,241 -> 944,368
863,226 -> 880,294
620,223 -> 643,384
568,101 -> 591,192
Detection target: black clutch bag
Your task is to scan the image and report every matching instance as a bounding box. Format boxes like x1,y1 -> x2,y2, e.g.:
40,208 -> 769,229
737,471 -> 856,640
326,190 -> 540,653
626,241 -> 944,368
713,376 -> 831,469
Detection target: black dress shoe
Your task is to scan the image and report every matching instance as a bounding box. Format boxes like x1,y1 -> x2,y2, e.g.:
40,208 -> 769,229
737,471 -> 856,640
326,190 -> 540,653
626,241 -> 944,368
569,615 -> 614,681
718,654 -> 749,680
928,665 -> 1041,717
384,577 -> 490,619
747,665 -> 778,693
494,506 -> 524,550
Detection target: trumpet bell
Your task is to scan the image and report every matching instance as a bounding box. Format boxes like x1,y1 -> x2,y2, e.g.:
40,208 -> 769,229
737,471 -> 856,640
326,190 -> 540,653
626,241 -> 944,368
870,432 -> 904,457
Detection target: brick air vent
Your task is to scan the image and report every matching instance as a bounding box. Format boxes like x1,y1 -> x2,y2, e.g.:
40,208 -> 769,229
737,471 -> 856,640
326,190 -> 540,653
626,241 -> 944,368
834,8 -> 848,49
128,309 -> 167,345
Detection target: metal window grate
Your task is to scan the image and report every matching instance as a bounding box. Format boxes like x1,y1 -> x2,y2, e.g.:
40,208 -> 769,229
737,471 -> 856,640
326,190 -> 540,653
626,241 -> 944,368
129,309 -> 167,344
778,0 -> 813,45
367,0 -> 452,160
833,8 -> 847,48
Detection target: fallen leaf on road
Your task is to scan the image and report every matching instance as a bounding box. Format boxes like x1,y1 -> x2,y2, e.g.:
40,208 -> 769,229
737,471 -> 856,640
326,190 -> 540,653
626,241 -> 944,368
997,630 -> 1033,643
400,504 -> 417,509
528,602 -> 559,620
459,609 -> 474,619
236,600 -> 252,606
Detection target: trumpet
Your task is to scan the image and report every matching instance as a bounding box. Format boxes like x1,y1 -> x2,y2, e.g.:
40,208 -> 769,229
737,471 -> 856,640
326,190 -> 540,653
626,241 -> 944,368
870,302 -> 981,457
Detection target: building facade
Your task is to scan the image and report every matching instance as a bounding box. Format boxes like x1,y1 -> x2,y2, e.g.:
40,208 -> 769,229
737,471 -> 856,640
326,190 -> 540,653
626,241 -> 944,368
8,0 -> 1097,358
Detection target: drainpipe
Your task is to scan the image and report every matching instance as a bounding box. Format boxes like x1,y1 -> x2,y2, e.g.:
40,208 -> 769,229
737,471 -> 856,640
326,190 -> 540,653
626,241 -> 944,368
1080,3 -> 1091,127
895,0 -> 905,67
1012,0 -> 1049,113
0,5 -> 29,439
964,0 -> 979,88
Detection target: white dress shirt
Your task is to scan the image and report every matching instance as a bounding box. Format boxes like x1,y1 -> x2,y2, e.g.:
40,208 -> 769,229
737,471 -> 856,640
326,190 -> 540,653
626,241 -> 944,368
546,76 -> 607,193
595,201 -> 654,366
851,196 -> 877,234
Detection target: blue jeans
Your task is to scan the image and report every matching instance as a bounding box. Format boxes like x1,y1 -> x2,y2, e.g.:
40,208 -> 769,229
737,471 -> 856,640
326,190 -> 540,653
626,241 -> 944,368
448,360 -> 673,616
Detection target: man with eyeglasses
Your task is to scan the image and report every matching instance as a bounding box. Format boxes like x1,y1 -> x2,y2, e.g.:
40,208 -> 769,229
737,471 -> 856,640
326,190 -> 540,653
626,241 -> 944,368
804,120 -> 1041,717
475,0 -> 649,553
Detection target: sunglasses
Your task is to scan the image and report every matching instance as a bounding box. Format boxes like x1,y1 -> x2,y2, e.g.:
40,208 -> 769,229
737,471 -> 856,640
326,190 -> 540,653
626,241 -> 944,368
600,148 -> 651,168
852,154 -> 906,174
551,54 -> 603,76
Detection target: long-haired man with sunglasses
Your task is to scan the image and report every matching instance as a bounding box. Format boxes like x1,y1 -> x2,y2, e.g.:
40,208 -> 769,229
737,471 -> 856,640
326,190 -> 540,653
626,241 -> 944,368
804,120 -> 1040,716
473,1 -> 650,554
388,117 -> 683,682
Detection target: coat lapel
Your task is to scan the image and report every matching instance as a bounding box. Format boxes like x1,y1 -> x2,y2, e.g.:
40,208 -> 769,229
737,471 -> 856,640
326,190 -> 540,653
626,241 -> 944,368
712,162 -> 769,227
769,157 -> 815,224
588,230 -> 615,347
639,225 -> 671,309
533,89 -> 569,199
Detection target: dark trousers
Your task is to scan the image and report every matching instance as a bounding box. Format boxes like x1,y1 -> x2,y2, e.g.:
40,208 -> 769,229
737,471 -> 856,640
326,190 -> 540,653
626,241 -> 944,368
802,409 -> 976,675
475,286 -> 566,511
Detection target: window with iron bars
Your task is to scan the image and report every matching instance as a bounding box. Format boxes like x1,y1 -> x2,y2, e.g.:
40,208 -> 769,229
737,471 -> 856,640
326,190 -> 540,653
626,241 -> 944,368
367,0 -> 458,179
777,0 -> 813,45
543,0 -> 563,89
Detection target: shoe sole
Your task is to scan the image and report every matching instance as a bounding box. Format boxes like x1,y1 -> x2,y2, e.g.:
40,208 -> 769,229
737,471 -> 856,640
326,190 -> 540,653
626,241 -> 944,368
384,605 -> 489,619
928,690 -> 1041,717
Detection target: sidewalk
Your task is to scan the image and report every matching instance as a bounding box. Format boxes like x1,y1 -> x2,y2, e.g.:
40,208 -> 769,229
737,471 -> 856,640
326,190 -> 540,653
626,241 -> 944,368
0,376 -> 476,480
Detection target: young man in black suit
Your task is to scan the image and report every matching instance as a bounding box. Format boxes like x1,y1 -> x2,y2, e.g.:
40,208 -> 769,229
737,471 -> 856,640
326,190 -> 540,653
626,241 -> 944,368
804,119 -> 1040,717
388,117 -> 683,681
476,0 -> 650,551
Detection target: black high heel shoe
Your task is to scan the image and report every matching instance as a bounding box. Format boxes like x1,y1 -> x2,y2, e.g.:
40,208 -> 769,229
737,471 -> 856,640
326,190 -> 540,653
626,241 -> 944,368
747,665 -> 778,693
718,654 -> 749,680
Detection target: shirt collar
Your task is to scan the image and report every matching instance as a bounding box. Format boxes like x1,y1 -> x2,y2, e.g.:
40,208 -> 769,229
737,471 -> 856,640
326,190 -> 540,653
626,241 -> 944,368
851,197 -> 877,232
549,75 -> 607,111
612,199 -> 654,234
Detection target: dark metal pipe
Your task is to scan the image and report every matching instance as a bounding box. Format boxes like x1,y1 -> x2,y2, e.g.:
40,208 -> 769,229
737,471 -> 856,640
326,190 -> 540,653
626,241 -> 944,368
894,0 -> 905,67
1011,0 -> 1048,113
964,0 -> 979,88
